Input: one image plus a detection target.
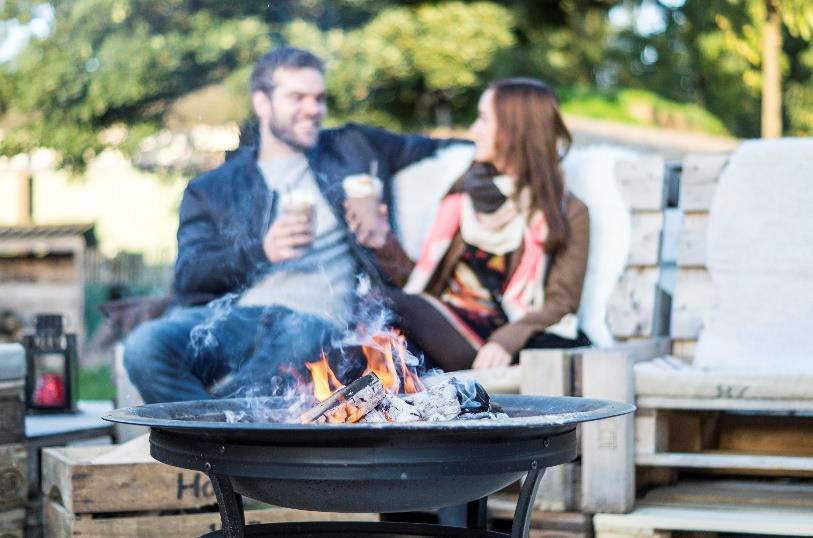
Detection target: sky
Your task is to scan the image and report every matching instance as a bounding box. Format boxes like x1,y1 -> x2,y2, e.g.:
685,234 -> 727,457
0,3 -> 53,63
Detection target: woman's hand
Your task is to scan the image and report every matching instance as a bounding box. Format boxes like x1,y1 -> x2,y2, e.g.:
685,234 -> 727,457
472,342 -> 512,369
344,202 -> 391,249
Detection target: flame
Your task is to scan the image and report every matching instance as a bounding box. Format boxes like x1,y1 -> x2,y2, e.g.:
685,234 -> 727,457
305,353 -> 343,402
302,330 -> 425,424
362,334 -> 401,393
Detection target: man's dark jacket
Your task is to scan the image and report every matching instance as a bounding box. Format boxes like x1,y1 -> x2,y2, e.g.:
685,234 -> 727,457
174,123 -> 466,306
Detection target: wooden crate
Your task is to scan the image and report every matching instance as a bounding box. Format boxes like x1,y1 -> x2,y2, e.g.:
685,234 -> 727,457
0,381 -> 24,445
42,443 -> 379,538
594,479 -> 813,537
44,499 -> 378,538
0,508 -> 24,538
0,445 -> 26,512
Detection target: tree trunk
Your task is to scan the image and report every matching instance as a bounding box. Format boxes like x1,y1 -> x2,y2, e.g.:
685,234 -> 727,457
761,0 -> 782,138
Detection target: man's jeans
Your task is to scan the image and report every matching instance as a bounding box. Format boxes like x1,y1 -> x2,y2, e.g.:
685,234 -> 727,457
123,304 -> 335,404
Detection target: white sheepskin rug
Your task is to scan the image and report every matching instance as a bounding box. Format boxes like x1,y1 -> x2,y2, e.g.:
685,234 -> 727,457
694,138 -> 813,374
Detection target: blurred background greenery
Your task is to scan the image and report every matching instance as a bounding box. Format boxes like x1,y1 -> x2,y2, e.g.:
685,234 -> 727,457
0,0 -> 811,171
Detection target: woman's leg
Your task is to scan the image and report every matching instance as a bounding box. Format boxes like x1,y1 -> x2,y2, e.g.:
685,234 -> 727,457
384,288 -> 478,372
523,330 -> 591,352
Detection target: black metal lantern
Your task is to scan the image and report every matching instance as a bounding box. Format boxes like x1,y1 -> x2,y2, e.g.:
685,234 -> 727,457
23,314 -> 78,413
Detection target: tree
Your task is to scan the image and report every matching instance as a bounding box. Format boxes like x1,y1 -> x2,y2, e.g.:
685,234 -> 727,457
0,0 -> 518,167
715,0 -> 813,137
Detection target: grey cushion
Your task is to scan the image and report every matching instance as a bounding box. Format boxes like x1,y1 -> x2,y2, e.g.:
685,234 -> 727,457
0,343 -> 25,381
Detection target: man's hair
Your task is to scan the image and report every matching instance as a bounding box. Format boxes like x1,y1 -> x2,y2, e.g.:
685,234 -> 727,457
250,47 -> 325,94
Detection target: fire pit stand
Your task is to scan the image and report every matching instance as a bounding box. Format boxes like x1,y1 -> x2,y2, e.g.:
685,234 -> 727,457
202,465 -> 544,538
105,394 -> 634,538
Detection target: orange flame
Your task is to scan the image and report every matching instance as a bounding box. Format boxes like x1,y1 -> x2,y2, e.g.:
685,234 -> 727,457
305,353 -> 343,402
303,330 -> 425,423
362,334 -> 401,393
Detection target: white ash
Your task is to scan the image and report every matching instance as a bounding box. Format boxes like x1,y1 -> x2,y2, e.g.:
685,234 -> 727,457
360,394 -> 420,423
403,382 -> 461,422
457,411 -> 509,421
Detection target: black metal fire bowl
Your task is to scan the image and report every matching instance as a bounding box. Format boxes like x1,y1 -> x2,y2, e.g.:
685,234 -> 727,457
104,395 -> 632,514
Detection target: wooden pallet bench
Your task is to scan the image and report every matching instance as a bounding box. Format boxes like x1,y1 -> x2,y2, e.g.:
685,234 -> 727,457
41,441 -> 379,537
0,345 -> 26,538
594,478 -> 813,537
594,504 -> 813,537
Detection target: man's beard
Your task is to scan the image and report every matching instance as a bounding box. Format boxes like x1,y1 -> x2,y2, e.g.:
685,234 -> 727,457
268,116 -> 320,152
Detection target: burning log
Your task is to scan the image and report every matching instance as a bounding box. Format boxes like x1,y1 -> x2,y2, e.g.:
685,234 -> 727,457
299,373 -> 385,424
360,393 -> 421,423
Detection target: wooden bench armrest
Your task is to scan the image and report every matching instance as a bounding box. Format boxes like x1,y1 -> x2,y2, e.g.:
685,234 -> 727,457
578,338 -> 668,514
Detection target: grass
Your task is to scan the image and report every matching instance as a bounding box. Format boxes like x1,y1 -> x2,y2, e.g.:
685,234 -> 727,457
559,86 -> 731,136
79,365 -> 116,401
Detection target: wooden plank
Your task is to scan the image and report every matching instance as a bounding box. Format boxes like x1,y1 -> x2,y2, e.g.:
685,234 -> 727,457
670,340 -> 696,360
0,236 -> 84,257
670,269 -> 714,340
607,267 -> 661,339
518,350 -> 577,511
0,395 -> 25,445
0,256 -> 77,282
0,508 -> 24,538
676,212 -> 708,268
678,153 -> 729,211
0,444 -> 26,511
637,396 -> 813,412
635,409 -> 669,456
628,212 -> 663,266
580,350 -> 635,513
594,503 -> 813,536
717,415 -> 813,456
113,343 -> 147,442
615,157 -> 666,211
642,479 -> 813,509
42,445 -> 222,514
44,499 -> 379,538
636,451 -> 813,472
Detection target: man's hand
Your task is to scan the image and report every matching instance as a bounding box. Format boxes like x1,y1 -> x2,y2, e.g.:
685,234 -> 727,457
263,213 -> 314,263
344,202 -> 390,249
472,342 -> 512,370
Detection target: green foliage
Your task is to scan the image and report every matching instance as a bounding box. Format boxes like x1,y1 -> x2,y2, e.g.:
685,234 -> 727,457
3,0 -> 811,165
283,2 -> 515,128
1,0 -> 271,168
560,86 -> 731,135
79,364 -> 115,401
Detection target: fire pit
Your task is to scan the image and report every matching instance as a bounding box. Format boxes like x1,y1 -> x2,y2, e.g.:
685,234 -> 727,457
104,394 -> 633,538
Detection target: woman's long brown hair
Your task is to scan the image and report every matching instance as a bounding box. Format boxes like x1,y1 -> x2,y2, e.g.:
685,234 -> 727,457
491,78 -> 572,251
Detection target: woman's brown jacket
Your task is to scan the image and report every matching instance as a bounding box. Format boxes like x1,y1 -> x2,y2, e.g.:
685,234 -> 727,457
373,195 -> 590,356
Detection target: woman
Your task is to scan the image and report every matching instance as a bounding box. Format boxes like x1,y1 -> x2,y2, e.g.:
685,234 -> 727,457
348,78 -> 590,371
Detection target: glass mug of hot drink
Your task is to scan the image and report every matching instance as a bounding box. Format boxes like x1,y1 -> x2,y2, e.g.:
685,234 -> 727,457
342,173 -> 383,239
279,185 -> 317,249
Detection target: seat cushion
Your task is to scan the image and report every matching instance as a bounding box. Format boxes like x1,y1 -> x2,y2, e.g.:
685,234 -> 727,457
635,356 -> 813,400
694,138 -> 813,374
